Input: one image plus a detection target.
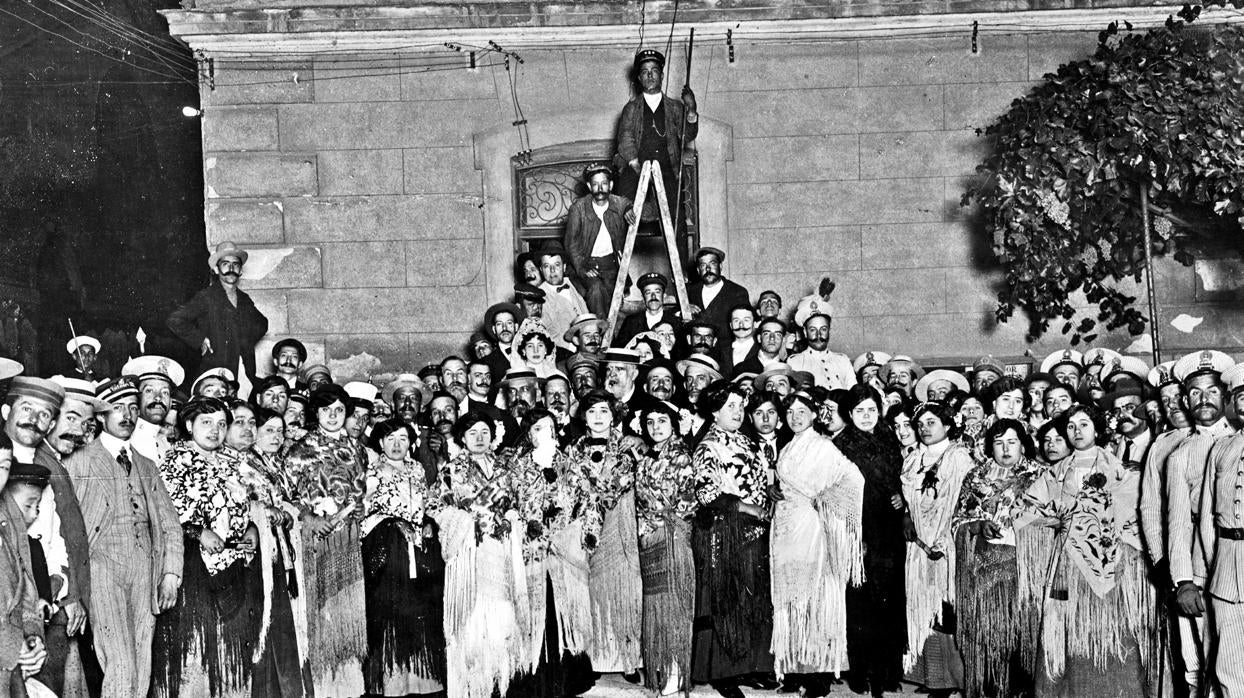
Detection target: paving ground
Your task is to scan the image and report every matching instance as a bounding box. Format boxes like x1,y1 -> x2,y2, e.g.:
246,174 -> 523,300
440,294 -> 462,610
583,674 -> 926,697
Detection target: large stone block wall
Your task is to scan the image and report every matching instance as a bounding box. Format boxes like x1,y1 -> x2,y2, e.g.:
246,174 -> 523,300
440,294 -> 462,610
200,27 -> 1235,378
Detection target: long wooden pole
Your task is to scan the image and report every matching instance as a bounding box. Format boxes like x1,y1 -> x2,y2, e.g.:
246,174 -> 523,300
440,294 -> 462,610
672,28 -> 694,231
1139,184 -> 1162,366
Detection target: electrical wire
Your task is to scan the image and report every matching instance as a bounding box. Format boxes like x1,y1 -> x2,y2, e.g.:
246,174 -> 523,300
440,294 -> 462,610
28,0 -> 193,80
50,0 -> 196,68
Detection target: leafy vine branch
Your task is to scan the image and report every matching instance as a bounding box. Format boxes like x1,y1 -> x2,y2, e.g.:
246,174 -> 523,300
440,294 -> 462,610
962,2 -> 1244,344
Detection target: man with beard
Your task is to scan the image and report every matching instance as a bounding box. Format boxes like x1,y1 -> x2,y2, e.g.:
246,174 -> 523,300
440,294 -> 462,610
416,391 -> 460,483
674,355 -> 721,439
343,381 -> 379,442
66,335 -> 110,382
602,348 -> 659,435
167,241 -> 268,383
64,377 -> 182,698
270,338 -> 307,390
613,273 -> 681,349
567,353 -> 599,400
563,163 -> 635,316
1167,350 -> 1237,697
686,247 -> 749,343
501,368 -> 541,424
787,313 -> 855,390
734,317 -> 787,377
5,376 -> 90,693
482,302 -> 521,382
538,246 -> 589,353
563,313 -> 607,363
120,356 -> 184,464
440,356 -> 470,407
250,375 -> 290,414
878,355 -> 923,398
684,320 -> 719,362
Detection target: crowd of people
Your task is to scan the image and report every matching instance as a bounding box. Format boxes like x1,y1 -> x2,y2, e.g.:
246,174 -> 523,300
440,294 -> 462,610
5,224 -> 1244,698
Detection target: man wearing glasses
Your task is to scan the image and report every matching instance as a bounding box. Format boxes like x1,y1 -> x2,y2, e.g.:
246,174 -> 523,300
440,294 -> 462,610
167,241 -> 269,385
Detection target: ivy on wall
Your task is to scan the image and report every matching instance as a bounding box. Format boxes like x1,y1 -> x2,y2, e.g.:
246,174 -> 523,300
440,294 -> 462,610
963,3 -> 1244,343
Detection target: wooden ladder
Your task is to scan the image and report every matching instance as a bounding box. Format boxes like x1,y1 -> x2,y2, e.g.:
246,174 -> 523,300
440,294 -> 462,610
601,160 -> 692,347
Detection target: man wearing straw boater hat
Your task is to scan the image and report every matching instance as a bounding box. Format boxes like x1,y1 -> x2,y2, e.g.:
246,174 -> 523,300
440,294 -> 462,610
167,240 -> 269,385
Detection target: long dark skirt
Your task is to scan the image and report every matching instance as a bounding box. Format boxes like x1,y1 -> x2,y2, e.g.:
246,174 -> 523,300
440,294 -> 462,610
361,518 -> 447,696
845,540 -> 907,693
690,509 -> 774,683
505,575 -> 594,698
956,528 -> 1035,698
640,523 -> 694,694
152,537 -> 254,698
249,540 -> 313,698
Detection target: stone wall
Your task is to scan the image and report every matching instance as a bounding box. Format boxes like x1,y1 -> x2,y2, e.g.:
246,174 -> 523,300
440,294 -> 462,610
194,19 -> 1239,379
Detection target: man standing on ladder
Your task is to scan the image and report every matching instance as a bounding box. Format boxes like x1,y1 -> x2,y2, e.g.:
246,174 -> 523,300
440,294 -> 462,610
614,48 -> 698,226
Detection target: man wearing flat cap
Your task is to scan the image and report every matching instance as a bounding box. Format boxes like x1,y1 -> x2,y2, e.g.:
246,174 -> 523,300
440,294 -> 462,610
167,240 -> 269,385
514,283 -> 547,321
687,246 -> 750,343
615,48 -> 699,222
564,163 -> 637,316
271,338 -> 308,391
1165,351 -> 1237,695
613,272 -> 682,348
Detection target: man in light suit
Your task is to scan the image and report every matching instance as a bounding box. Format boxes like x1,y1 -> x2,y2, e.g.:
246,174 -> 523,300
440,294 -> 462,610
1199,362 -> 1244,698
63,377 -> 182,698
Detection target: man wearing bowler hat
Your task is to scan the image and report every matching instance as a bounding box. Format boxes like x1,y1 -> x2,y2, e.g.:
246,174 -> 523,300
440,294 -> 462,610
686,246 -> 750,343
614,48 -> 699,222
167,241 -> 269,384
271,338 -> 307,391
564,162 -> 637,316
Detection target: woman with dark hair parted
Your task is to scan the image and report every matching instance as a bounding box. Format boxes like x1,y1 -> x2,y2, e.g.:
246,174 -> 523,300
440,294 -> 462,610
689,380 -> 775,698
901,400 -> 972,698
360,417 -> 446,696
152,397 -> 254,698
429,411 -> 521,698
634,400 -> 698,695
953,418 -> 1049,698
234,406 -> 313,697
565,390 -> 645,676
838,386 -> 910,697
283,383 -> 369,696
1023,403 -> 1155,697
769,389 -> 864,698
501,407 -> 595,698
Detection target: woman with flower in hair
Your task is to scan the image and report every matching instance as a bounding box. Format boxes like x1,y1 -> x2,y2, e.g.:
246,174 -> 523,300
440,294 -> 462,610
634,400 -> 698,695
283,384 -> 369,696
514,325 -> 564,380
901,400 -> 972,698
566,390 -> 645,676
1023,403 -> 1154,697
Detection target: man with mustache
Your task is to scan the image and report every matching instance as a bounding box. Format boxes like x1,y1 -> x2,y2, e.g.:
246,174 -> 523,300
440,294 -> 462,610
440,356 -> 470,406
1166,350 -> 1237,697
643,359 -> 678,405
563,313 -> 606,363
686,247 -> 750,344
602,348 -> 658,435
63,377 -> 183,698
613,273 -> 681,349
563,163 -> 636,316
167,240 -> 268,384
567,353 -> 599,400
481,302 -> 521,383
787,313 -> 856,390
120,355 -> 184,464
415,392 -> 461,483
270,338 -> 307,390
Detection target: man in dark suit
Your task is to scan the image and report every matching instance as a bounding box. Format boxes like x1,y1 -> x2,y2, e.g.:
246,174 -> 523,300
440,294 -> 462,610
686,246 -> 749,346
563,163 -> 636,316
613,273 -> 682,349
602,348 -> 660,435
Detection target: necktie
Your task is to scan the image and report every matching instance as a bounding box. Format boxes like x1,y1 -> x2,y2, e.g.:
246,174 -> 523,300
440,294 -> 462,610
764,441 -> 776,465
557,284 -> 570,292
117,447 -> 132,475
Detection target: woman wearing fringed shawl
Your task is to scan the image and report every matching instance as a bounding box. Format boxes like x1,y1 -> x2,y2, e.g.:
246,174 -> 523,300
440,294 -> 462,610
901,400 -> 971,698
502,408 -> 595,698
961,378 -> 1030,464
429,412 -> 522,698
840,388 -> 910,698
566,390 -> 645,676
953,418 -> 1049,698
1024,404 -> 1158,698
360,418 -> 446,696
235,407 -> 312,697
283,384 -> 369,696
689,380 -> 775,698
769,389 -> 864,697
152,397 -> 255,698
634,401 -> 698,696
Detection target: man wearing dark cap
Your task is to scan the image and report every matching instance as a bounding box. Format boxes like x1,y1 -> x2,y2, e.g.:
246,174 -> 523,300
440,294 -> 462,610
614,49 -> 699,222
613,272 -> 681,348
686,246 -> 750,343
0,434 -> 46,690
418,364 -> 443,395
271,338 -> 307,390
566,353 -> 600,400
514,283 -> 546,321
564,163 -> 637,316
167,240 -> 269,384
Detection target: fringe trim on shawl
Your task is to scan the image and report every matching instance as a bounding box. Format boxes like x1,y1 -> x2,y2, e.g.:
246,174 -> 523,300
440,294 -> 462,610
903,542 -> 954,673
640,520 -> 695,695
589,491 -> 643,672
518,563 -> 550,674
1041,545 -> 1151,682
549,523 -> 593,655
699,510 -> 773,663
956,529 -> 1022,698
302,521 -> 367,693
443,537 -> 519,698
251,502 -> 276,664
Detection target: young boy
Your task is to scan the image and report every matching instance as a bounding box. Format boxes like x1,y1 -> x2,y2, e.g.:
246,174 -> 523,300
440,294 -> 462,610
0,434 -> 47,693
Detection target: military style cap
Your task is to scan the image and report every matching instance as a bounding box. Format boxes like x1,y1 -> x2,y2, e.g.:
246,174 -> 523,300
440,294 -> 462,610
1173,350 -> 1234,383
1100,355 -> 1150,388
122,355 -> 185,388
972,355 -> 1006,377
582,162 -> 613,181
637,273 -> 668,293
1039,349 -> 1084,375
191,367 -> 235,396
1083,347 -> 1123,369
0,358 -> 22,382
852,351 -> 891,374
1222,363 -> 1244,394
343,381 -> 380,403
634,48 -> 666,70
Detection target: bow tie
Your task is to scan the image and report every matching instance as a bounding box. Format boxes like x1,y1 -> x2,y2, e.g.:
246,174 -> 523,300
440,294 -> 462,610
556,284 -> 570,292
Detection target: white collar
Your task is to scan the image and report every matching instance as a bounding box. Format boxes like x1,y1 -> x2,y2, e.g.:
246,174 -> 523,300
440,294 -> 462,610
643,92 -> 662,110
97,432 -> 129,459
